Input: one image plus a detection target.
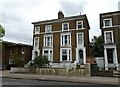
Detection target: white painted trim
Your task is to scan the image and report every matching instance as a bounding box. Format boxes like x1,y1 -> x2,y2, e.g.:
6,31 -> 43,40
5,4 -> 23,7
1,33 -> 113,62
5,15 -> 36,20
104,31 -> 114,43
33,37 -> 39,50
76,47 -> 86,64
45,25 -> 52,33
33,16 -> 85,25
43,34 -> 53,47
62,22 -> 69,31
33,28 -> 86,35
61,32 -> 71,47
76,20 -> 84,29
76,32 -> 84,47
32,49 -> 40,60
103,18 -> 112,28
34,26 -> 40,34
60,48 -> 72,62
43,48 -> 53,61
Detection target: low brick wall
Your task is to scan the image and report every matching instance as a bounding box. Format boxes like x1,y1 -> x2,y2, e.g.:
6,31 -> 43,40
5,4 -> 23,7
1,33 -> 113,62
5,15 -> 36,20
11,64 -> 91,76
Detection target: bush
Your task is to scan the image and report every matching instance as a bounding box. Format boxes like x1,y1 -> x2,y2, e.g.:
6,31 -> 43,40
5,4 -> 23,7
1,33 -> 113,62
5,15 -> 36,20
32,55 -> 49,68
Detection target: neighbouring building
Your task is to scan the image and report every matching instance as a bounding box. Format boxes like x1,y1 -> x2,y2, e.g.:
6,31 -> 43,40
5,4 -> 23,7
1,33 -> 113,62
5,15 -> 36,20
2,41 -> 32,69
32,11 -> 91,67
100,11 -> 120,70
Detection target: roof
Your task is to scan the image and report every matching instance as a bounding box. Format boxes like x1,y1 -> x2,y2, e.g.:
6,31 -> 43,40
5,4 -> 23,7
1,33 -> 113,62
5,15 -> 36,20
2,41 -> 32,47
32,14 -> 90,29
100,11 -> 120,15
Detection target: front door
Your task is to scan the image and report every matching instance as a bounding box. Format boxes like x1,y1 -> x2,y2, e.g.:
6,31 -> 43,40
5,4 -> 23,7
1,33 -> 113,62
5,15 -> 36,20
79,49 -> 83,64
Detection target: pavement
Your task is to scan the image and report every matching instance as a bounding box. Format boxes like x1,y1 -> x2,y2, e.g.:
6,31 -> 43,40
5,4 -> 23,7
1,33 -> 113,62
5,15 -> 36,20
1,70 -> 119,85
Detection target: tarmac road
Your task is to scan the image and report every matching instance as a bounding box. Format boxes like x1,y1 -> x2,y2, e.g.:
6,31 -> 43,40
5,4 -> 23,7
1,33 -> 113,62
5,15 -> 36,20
1,78 -> 118,87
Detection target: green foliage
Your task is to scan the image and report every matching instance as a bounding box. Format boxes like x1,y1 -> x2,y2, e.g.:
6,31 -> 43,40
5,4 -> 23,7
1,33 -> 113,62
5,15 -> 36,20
32,55 -> 49,68
91,35 -> 104,57
0,24 -> 5,38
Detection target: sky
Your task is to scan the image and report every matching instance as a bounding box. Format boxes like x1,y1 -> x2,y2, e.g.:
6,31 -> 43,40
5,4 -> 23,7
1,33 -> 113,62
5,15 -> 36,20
0,0 -> 120,45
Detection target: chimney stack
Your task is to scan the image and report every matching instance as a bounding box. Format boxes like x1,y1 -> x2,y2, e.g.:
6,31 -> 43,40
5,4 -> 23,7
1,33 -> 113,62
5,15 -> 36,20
58,10 -> 64,19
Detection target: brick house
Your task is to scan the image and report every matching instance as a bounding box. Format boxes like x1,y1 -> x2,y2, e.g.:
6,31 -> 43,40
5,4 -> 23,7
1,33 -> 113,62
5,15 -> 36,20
2,41 -> 32,68
32,11 -> 91,67
100,11 -> 120,70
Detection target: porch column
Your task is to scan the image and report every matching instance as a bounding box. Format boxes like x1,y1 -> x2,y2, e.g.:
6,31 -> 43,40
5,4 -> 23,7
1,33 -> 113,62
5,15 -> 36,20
76,48 -> 78,63
104,48 -> 108,70
83,47 -> 86,64
114,48 -> 119,70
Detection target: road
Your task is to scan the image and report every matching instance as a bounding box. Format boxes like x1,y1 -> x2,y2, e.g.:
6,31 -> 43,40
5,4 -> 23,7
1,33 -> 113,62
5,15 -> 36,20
1,78 -> 118,87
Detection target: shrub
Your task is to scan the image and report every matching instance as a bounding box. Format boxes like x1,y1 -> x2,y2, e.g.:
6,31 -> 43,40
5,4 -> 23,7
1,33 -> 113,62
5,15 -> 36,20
32,55 -> 49,68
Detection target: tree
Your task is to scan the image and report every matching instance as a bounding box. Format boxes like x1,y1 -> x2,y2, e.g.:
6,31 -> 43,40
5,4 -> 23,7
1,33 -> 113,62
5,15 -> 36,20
91,35 -> 104,57
32,55 -> 49,68
0,24 -> 5,38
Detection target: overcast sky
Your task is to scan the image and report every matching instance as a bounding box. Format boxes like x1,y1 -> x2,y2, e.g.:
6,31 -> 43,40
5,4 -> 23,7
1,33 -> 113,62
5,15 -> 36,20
0,0 -> 120,45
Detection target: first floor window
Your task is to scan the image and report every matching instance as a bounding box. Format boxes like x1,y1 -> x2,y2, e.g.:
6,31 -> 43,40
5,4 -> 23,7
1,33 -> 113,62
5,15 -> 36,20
34,37 -> 39,48
44,35 -> 53,47
78,33 -> 83,45
105,31 -> 113,43
61,34 -> 71,46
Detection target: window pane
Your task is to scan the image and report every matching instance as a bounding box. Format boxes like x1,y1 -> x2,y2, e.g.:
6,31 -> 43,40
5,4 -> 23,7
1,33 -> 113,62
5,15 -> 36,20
78,34 -> 82,44
106,32 -> 112,43
77,21 -> 83,29
105,20 -> 110,26
62,49 -> 67,54
63,23 -> 68,30
44,50 -> 48,58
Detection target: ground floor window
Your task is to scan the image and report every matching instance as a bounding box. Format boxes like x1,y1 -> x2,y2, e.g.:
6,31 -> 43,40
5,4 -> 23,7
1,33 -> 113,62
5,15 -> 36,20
43,49 -> 53,61
9,57 -> 13,64
61,48 -> 71,61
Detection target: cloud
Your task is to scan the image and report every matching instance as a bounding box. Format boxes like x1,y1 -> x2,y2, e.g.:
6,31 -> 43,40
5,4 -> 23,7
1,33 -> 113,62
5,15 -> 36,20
58,0 -> 87,16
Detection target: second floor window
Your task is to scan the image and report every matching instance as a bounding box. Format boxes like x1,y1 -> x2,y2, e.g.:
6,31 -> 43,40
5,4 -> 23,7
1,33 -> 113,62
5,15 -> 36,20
34,26 -> 40,34
104,31 -> 113,43
61,33 -> 71,46
76,21 -> 83,29
103,18 -> 112,27
62,23 -> 69,31
44,36 -> 53,47
45,25 -> 52,33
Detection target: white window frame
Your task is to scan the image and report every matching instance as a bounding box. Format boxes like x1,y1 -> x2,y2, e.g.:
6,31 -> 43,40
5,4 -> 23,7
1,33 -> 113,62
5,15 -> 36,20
43,49 -> 53,61
34,37 -> 39,49
61,33 -> 71,46
104,31 -> 114,43
45,25 -> 52,33
76,21 -> 84,29
77,32 -> 84,47
103,18 -> 112,28
60,48 -> 72,61
62,22 -> 69,31
44,35 -> 53,47
34,26 -> 40,34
